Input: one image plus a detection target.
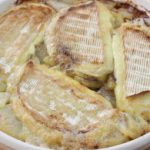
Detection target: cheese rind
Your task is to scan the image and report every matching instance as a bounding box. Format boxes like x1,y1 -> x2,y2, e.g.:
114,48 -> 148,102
113,23 -> 150,123
45,1 -> 114,88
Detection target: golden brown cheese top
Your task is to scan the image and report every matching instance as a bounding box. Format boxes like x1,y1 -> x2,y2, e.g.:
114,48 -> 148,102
0,4 -> 53,73
124,28 -> 150,97
54,2 -> 104,64
18,64 -> 112,132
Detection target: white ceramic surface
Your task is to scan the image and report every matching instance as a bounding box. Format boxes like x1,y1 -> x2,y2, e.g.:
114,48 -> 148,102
0,0 -> 16,13
0,0 -> 150,150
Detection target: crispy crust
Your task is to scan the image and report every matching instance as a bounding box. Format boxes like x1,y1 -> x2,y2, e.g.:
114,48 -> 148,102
0,3 -> 55,74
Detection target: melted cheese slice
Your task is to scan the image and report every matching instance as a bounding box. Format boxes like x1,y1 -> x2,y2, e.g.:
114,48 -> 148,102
45,1 -> 114,86
113,23 -> 150,123
15,62 -> 112,129
0,3 -> 54,74
11,62 -> 149,149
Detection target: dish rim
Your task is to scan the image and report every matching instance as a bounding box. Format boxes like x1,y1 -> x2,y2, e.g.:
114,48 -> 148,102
0,0 -> 149,150
0,132 -> 150,150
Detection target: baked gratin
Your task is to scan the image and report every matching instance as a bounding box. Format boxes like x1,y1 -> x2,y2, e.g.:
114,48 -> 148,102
0,0 -> 149,149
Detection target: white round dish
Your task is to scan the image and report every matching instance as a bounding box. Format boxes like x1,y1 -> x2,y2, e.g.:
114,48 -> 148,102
0,0 -> 16,13
0,0 -> 149,150
0,131 -> 150,150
